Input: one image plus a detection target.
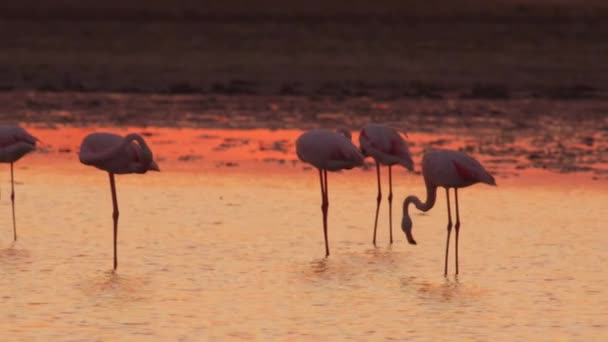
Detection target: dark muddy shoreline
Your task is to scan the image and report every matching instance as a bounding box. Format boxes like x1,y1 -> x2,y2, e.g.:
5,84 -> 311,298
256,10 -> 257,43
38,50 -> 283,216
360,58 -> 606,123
2,91 -> 607,178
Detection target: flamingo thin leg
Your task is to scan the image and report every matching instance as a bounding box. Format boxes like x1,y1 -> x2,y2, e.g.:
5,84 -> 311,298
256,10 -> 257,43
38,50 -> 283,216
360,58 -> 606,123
444,188 -> 453,276
109,173 -> 120,270
388,165 -> 393,244
454,188 -> 461,275
372,161 -> 382,246
10,162 -> 16,241
322,170 -> 330,257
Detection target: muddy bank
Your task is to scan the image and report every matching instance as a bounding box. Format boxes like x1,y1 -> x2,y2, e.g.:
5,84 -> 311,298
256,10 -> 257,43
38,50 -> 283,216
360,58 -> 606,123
4,91 -> 607,179
0,9 -> 607,97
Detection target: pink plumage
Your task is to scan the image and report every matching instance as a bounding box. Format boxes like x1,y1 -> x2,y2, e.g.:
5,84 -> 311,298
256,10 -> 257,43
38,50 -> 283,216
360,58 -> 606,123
402,149 -> 495,275
0,125 -> 37,241
79,132 -> 159,174
79,132 -> 159,270
296,129 -> 363,257
296,129 -> 363,171
359,123 -> 413,245
359,123 -> 413,170
421,149 -> 495,188
0,126 -> 37,163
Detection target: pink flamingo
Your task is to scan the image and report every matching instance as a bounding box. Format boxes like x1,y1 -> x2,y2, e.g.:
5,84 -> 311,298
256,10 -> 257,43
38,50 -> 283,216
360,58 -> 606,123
359,123 -> 413,245
401,149 -> 496,275
296,129 -> 364,257
0,126 -> 37,241
79,132 -> 159,270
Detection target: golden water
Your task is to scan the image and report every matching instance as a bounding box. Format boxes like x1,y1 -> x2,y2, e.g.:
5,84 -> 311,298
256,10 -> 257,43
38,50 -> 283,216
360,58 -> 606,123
0,128 -> 606,340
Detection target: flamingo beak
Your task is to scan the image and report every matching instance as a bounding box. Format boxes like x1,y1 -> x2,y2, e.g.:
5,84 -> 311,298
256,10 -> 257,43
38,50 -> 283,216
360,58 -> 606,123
149,161 -> 160,172
403,226 -> 416,245
404,230 -> 417,245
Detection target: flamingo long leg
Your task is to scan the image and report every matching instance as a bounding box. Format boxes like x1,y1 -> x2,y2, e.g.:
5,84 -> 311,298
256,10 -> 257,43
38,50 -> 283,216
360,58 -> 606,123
372,161 -> 382,246
10,162 -> 16,241
319,169 -> 330,257
323,170 -> 330,257
109,173 -> 119,270
454,188 -> 461,275
444,188 -> 453,276
388,165 -> 393,244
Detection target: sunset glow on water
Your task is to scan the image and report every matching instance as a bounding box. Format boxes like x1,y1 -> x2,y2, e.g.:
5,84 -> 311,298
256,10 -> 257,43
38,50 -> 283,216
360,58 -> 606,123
0,125 -> 606,340
2,0 -> 608,338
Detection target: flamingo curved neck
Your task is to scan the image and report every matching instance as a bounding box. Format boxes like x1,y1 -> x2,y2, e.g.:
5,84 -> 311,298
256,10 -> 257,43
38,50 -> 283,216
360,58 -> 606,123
407,182 -> 437,212
125,133 -> 153,167
402,182 -> 437,244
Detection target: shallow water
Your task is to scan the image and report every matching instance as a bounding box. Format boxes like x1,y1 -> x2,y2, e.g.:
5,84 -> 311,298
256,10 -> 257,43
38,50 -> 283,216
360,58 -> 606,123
0,141 -> 607,340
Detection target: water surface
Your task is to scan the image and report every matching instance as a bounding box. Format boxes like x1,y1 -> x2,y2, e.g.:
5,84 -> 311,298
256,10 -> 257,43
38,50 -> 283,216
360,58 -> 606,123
0,137 -> 606,340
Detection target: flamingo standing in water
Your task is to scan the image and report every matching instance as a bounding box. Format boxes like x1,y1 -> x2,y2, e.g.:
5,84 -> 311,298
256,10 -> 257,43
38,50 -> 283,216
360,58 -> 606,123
0,126 -> 37,241
296,129 -> 364,257
359,123 -> 413,245
401,149 -> 495,275
79,132 -> 159,270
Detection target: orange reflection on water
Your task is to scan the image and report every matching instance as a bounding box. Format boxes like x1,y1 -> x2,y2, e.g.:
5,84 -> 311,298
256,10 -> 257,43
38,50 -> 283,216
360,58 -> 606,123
23,126 -> 464,171
0,126 -> 606,340
16,125 -> 608,187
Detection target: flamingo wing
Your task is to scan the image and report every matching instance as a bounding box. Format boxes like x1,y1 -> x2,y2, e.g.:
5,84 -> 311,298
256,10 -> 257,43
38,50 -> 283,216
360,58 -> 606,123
0,126 -> 36,162
423,149 -> 495,188
297,129 -> 363,171
360,124 -> 413,170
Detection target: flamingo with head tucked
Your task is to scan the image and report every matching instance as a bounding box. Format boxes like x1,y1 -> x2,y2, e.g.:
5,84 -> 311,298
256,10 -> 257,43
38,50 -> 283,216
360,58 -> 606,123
0,126 -> 37,241
359,123 -> 413,246
401,149 -> 495,275
296,129 -> 364,257
79,132 -> 159,270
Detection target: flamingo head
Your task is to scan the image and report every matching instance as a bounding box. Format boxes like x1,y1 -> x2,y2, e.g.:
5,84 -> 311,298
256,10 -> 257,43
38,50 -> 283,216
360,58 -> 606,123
401,213 -> 417,245
15,128 -> 37,146
148,161 -> 160,172
400,154 -> 414,172
335,128 -> 352,141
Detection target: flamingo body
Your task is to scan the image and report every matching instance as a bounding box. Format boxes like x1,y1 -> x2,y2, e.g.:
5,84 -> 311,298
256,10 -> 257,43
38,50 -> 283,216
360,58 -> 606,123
421,149 -> 495,189
296,130 -> 363,171
79,132 -> 159,269
0,126 -> 37,163
80,132 -> 159,174
296,129 -> 363,256
402,149 -> 495,275
359,123 -> 413,169
359,123 -> 413,245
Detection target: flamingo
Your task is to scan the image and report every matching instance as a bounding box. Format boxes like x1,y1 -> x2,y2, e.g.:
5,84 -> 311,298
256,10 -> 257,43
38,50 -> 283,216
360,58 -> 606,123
401,149 -> 496,275
296,129 -> 364,257
0,126 -> 37,241
79,132 -> 159,270
359,123 -> 414,246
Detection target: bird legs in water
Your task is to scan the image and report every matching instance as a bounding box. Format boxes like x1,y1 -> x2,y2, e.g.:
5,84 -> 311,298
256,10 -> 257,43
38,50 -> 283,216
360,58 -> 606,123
109,173 -> 120,270
10,162 -> 16,241
372,161 -> 381,246
319,169 -> 329,257
454,188 -> 461,275
444,188 -> 461,276
388,165 -> 393,244
372,163 -> 394,246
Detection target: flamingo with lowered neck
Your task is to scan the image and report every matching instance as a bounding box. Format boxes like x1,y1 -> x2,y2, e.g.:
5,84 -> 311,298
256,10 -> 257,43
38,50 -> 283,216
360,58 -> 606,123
359,123 -> 413,246
401,149 -> 496,276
